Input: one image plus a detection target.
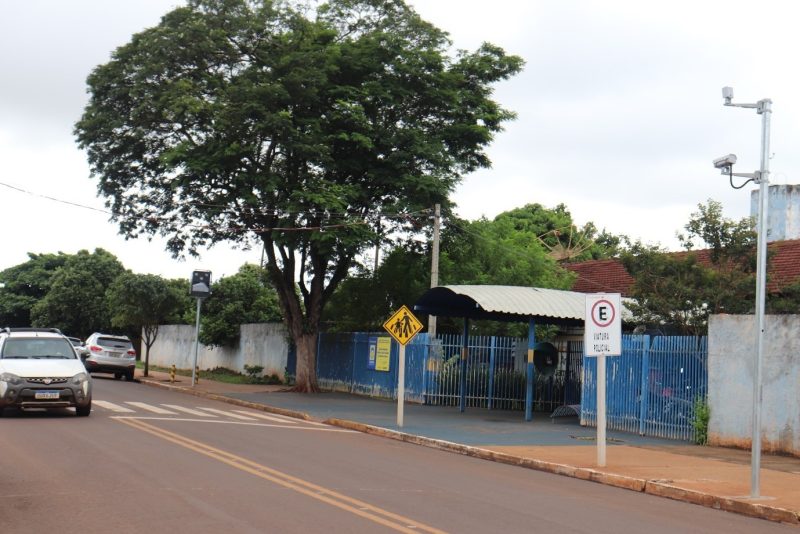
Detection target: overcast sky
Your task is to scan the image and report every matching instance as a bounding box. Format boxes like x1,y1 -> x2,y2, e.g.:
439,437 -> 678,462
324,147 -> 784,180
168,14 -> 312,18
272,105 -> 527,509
1,0 -> 798,281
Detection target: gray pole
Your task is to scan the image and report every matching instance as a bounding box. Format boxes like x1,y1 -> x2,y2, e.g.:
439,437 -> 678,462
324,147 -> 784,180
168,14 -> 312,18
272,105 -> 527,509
191,297 -> 202,387
751,98 -> 772,498
428,204 -> 441,337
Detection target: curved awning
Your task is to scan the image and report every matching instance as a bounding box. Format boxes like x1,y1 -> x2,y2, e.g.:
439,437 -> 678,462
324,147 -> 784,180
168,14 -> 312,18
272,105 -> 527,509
413,285 -> 586,326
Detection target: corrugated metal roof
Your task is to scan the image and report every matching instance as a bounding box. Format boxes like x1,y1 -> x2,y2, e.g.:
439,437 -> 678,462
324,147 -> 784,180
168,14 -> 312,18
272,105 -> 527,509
443,285 -> 585,320
414,285 -> 589,325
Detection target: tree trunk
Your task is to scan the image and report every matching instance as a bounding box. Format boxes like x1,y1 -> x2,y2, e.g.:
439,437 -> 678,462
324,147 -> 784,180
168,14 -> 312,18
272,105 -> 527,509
292,333 -> 319,393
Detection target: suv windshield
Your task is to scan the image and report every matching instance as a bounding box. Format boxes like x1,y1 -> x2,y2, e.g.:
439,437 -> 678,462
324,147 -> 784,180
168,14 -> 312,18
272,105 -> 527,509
1,338 -> 78,359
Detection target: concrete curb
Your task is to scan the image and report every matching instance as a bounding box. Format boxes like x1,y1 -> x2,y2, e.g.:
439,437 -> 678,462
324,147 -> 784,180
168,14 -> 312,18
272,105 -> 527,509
135,379 -> 799,526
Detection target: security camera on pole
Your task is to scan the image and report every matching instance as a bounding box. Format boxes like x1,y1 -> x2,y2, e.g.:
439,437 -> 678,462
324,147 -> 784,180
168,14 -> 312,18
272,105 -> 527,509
714,86 -> 772,499
190,270 -> 212,387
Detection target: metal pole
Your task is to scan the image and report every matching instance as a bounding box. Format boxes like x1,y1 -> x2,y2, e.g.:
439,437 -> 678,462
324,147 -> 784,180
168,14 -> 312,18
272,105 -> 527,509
191,297 -> 202,387
525,320 -> 535,422
459,318 -> 468,413
597,355 -> 607,467
397,343 -> 406,427
428,204 -> 441,337
751,98 -> 771,498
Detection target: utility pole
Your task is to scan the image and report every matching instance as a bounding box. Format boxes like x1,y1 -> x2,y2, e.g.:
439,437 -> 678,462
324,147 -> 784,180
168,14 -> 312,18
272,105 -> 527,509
428,204 -> 441,337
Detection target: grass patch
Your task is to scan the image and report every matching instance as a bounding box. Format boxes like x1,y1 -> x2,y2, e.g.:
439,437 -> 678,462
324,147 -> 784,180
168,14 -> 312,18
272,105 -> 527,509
136,362 -> 283,385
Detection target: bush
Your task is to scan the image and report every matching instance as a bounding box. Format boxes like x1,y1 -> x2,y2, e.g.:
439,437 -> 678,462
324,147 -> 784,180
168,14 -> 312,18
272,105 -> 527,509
692,396 -> 710,445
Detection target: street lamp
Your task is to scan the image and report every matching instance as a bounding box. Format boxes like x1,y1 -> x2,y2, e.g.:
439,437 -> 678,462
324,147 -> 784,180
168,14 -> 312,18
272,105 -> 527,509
714,86 -> 772,499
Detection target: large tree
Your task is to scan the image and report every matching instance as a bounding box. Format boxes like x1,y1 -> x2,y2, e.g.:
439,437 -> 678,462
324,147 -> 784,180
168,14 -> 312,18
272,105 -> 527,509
31,249 -> 126,337
0,253 -> 70,327
75,0 -> 522,391
106,272 -> 186,376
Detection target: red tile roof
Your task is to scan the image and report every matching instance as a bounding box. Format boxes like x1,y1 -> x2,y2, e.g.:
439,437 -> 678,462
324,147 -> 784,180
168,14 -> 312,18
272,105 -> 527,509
564,239 -> 800,296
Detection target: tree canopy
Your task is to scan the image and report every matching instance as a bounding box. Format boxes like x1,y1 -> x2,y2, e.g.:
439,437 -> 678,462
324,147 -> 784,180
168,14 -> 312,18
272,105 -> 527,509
75,0 -> 523,391
107,272 -> 187,375
622,200 -> 757,334
0,253 -> 70,327
30,249 -> 126,337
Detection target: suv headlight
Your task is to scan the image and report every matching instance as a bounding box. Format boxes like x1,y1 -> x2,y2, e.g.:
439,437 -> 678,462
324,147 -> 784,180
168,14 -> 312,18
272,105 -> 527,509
72,372 -> 90,395
0,372 -> 23,397
0,372 -> 23,385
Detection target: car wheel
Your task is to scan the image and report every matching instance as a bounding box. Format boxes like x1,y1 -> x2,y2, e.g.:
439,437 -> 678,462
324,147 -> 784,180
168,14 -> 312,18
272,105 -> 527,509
125,370 -> 135,381
0,407 -> 4,417
76,400 -> 91,417
114,372 -> 122,380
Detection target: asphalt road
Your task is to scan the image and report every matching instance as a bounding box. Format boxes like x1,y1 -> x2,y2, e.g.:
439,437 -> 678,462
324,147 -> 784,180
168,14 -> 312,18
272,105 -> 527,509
0,377 -> 792,533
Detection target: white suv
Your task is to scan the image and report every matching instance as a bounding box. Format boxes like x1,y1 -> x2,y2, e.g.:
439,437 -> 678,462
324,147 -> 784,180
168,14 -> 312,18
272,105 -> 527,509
0,328 -> 92,416
83,333 -> 137,381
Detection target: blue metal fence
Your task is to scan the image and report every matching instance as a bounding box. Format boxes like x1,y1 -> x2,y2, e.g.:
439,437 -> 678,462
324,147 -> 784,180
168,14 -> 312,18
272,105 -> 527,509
316,332 -> 428,402
581,335 -> 708,441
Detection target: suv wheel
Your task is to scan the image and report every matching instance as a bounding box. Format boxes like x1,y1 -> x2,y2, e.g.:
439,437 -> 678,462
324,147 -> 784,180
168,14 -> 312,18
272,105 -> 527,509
76,401 -> 91,417
125,370 -> 135,381
114,372 -> 122,380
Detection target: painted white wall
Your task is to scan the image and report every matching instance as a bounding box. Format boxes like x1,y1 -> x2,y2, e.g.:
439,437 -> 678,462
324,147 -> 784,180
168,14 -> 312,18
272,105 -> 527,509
708,314 -> 800,456
146,323 -> 289,377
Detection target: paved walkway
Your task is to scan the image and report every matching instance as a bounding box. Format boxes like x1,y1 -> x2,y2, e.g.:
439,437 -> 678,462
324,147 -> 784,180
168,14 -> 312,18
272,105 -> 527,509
136,370 -> 800,526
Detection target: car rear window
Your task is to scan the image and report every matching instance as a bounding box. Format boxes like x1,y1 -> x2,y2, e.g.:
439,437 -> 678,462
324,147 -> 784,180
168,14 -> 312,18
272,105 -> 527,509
2,338 -> 78,359
97,337 -> 133,350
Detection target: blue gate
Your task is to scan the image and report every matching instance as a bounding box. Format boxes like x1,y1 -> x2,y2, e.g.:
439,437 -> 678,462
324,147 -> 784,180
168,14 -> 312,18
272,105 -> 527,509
581,335 -> 707,441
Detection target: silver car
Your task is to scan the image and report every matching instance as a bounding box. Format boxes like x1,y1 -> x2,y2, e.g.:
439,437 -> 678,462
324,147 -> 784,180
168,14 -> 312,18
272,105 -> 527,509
83,333 -> 137,381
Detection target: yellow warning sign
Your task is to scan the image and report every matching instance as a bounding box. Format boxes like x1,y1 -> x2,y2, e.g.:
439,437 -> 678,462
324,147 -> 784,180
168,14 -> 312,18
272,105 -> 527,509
383,305 -> 423,346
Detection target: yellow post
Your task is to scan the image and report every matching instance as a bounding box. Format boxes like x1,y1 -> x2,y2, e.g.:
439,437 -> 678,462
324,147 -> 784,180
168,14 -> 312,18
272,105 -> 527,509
170,364 -> 176,383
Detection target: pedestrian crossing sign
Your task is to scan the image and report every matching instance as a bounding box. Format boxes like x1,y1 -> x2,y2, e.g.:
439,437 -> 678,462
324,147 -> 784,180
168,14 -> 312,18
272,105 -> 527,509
383,305 -> 423,346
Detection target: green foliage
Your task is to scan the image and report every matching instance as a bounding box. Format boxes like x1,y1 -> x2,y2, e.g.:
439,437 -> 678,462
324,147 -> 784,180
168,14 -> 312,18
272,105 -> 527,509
623,200 -> 756,334
198,264 -> 282,347
243,364 -> 264,379
75,0 -> 523,391
107,273 -> 185,333
324,204 -> 598,333
691,396 -> 710,445
0,253 -> 70,327
30,249 -> 125,337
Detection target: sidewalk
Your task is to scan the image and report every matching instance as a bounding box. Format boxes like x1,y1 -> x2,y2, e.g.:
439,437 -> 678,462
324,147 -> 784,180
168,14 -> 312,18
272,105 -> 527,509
136,370 -> 800,525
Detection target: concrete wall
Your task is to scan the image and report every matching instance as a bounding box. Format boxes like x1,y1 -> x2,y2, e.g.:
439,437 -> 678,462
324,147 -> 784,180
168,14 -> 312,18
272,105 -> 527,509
708,314 -> 800,456
750,184 -> 800,242
146,323 -> 290,377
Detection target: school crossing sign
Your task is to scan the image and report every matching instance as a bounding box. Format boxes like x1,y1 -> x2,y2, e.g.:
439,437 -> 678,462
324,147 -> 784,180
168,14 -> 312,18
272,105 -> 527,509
584,293 -> 622,356
383,305 -> 423,346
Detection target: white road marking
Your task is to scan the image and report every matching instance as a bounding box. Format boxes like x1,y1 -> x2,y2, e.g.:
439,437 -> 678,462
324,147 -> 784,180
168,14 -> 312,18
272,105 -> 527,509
197,407 -> 257,420
162,404 -> 217,417
231,410 -> 298,424
125,402 -> 178,415
93,400 -> 136,413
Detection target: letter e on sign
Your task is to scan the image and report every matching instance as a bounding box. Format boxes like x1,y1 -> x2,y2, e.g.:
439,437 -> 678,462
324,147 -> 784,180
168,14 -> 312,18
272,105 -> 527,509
584,293 -> 622,356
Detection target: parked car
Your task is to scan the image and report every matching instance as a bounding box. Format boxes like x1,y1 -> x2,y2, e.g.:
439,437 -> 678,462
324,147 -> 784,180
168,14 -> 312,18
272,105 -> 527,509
66,336 -> 88,358
0,327 -> 92,416
83,333 -> 136,381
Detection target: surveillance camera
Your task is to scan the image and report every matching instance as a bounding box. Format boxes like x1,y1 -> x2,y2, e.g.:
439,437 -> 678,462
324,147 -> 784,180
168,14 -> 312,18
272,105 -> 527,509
713,153 -> 737,169
722,86 -> 733,104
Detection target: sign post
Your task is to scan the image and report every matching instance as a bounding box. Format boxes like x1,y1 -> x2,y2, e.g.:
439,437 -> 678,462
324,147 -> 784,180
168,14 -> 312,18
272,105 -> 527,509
383,305 -> 423,427
584,293 -> 622,467
190,270 -> 212,387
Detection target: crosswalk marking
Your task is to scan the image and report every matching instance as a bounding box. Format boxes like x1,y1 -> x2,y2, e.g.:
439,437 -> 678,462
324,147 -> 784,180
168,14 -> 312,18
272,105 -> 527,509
162,404 -> 217,417
197,407 -> 257,420
125,402 -> 178,415
93,400 -> 136,413
232,410 -> 298,424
